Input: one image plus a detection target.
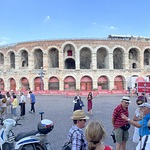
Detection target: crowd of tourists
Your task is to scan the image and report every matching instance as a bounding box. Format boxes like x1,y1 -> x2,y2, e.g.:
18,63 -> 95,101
0,90 -> 36,120
66,92 -> 150,150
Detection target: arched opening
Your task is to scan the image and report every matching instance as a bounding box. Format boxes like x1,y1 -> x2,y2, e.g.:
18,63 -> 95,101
21,50 -> 28,67
64,58 -> 75,69
98,76 -> 109,90
80,76 -> 92,91
132,63 -> 137,69
129,48 -> 139,69
49,48 -> 59,68
10,78 -> 16,91
10,52 -> 15,69
64,76 -> 76,90
113,48 -> 123,69
97,48 -> 108,69
48,77 -> 59,90
34,77 -> 44,91
20,77 -> 30,91
144,49 -> 150,66
80,48 -> 91,69
0,78 -> 4,91
0,53 -> 4,65
67,50 -> 72,56
114,76 -> 124,90
34,49 -> 43,69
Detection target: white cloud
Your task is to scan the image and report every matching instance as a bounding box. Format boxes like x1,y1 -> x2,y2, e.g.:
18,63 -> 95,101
43,16 -> 50,23
92,22 -> 97,25
0,37 -> 11,45
109,26 -> 117,30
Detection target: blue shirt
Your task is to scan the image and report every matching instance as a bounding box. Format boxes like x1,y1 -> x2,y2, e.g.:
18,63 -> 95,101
139,113 -> 150,137
30,93 -> 36,103
68,125 -> 87,150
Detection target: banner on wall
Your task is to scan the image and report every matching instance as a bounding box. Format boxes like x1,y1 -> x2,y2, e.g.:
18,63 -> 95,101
137,82 -> 150,93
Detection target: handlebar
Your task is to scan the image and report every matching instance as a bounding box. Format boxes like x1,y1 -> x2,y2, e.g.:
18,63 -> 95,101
39,111 -> 44,120
0,117 -> 4,125
15,118 -> 22,126
0,117 -> 22,126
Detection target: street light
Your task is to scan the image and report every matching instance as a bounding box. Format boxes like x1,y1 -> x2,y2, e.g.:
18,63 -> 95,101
39,67 -> 45,90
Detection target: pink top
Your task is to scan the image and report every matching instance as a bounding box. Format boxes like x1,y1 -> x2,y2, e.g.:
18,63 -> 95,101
104,145 -> 112,150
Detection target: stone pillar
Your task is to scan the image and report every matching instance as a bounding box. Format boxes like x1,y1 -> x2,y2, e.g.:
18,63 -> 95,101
76,50 -> 80,70
139,52 -> 144,69
59,76 -> 64,91
76,78 -> 80,90
109,80 -> 114,90
15,55 -> 20,70
43,78 -> 48,90
92,52 -> 97,70
124,53 -> 129,69
92,79 -> 97,90
4,56 -> 9,70
28,53 -> 34,70
43,52 -> 48,70
109,53 -> 113,69
59,51 -> 63,70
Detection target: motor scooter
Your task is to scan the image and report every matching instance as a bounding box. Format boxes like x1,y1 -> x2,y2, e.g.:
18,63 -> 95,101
0,112 -> 54,150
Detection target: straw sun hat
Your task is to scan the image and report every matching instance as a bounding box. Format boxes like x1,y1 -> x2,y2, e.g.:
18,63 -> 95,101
71,110 -> 89,120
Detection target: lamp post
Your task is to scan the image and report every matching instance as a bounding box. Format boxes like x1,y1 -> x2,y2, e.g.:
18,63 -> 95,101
39,67 -> 45,90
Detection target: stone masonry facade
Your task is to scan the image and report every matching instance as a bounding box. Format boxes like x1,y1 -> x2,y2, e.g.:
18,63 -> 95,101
0,35 -> 150,92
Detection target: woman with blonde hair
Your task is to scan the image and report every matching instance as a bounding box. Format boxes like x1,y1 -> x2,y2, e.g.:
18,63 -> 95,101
85,121 -> 113,150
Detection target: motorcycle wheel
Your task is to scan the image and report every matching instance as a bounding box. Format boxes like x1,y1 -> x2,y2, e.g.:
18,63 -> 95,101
22,143 -> 46,150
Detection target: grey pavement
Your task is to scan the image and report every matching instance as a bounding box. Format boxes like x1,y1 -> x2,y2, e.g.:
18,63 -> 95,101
3,95 -> 141,150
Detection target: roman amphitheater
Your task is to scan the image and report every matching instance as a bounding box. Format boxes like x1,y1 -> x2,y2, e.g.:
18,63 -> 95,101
0,35 -> 150,95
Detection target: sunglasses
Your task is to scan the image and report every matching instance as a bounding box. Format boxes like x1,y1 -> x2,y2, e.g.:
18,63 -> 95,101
79,119 -> 86,122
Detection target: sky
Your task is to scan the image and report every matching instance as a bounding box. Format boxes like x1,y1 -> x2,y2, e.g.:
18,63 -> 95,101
0,0 -> 150,46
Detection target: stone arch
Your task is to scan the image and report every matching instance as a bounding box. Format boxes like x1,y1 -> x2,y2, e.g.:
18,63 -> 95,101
9,78 -> 16,91
0,52 -> 4,65
63,44 -> 76,69
20,50 -> 28,67
80,47 -> 91,69
61,41 -> 77,53
48,48 -> 59,68
97,47 -> 108,69
64,58 -> 75,69
34,77 -> 44,91
64,76 -> 76,90
34,49 -> 43,69
20,77 -> 30,91
144,48 -> 150,66
98,76 -> 109,90
129,48 -> 140,69
80,76 -> 92,91
114,75 -> 125,90
48,77 -> 59,90
113,48 -> 124,69
9,51 -> 15,69
0,78 -> 4,91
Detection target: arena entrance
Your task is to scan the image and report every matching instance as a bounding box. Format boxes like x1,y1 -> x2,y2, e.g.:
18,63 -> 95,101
80,76 -> 92,91
0,78 -> 4,91
10,78 -> 16,91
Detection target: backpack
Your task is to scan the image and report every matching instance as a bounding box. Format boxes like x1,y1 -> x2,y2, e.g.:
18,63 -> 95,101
62,130 -> 77,150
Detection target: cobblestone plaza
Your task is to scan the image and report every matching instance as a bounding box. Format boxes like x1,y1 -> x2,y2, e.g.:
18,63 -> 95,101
4,95 -> 142,150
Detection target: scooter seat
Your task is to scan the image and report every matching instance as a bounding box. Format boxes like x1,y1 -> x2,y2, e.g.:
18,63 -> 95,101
15,130 -> 39,142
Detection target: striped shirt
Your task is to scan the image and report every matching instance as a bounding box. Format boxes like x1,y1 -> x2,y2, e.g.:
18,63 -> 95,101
112,104 -> 129,128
